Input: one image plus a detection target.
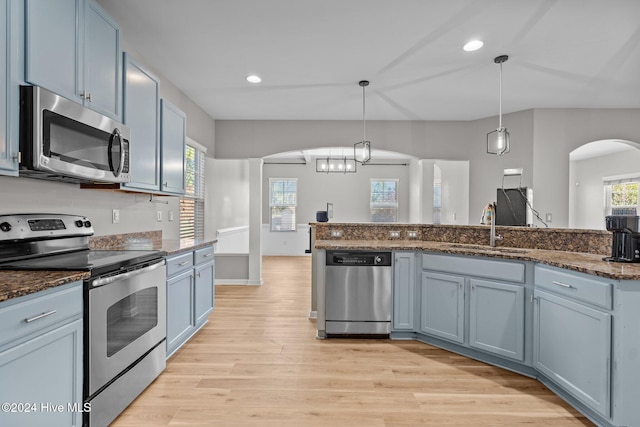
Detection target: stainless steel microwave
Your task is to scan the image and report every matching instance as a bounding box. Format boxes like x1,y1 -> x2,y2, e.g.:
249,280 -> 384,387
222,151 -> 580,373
19,85 -> 131,184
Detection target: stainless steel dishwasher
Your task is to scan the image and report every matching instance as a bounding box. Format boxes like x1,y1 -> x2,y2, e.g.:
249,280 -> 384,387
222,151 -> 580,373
324,251 -> 392,335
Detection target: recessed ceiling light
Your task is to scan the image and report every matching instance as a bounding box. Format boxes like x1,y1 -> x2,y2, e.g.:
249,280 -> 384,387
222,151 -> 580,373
246,75 -> 262,83
463,40 -> 484,52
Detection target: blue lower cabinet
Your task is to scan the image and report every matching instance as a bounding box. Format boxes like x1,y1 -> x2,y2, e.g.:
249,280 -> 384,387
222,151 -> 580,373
0,282 -> 83,427
166,269 -> 194,356
533,289 -> 611,417
420,271 -> 465,343
166,245 -> 215,358
392,252 -> 415,331
195,262 -> 214,328
469,279 -> 525,361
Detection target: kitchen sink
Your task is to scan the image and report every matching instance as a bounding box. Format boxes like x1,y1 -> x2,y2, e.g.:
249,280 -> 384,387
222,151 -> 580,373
447,244 -> 531,254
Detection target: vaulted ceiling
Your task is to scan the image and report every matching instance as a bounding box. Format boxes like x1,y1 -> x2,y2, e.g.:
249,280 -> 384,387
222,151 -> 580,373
99,0 -> 640,121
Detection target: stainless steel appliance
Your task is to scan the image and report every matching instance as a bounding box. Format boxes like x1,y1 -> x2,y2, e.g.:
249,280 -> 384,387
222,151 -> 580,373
323,251 -> 392,336
20,85 -> 131,184
604,215 -> 640,262
0,214 -> 166,427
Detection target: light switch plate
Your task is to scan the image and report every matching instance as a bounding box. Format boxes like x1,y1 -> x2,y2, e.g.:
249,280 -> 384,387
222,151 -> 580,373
168,211 -> 174,222
157,211 -> 162,222
112,209 -> 120,224
546,213 -> 552,222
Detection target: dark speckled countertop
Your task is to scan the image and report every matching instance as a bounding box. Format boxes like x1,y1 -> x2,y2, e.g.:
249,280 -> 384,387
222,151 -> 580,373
0,270 -> 90,303
0,231 -> 217,303
316,240 -> 640,281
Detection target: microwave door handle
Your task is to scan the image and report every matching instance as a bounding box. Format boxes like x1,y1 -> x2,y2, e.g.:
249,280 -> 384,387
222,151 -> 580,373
108,128 -> 125,177
91,260 -> 166,288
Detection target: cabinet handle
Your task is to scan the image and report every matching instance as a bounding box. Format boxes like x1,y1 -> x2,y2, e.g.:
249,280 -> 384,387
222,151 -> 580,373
197,272 -> 201,278
25,310 -> 57,323
552,280 -> 575,289
204,253 -> 213,257
163,182 -> 168,187
178,261 -> 190,266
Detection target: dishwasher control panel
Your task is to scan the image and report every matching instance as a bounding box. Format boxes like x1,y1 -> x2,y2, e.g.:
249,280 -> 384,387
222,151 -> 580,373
326,251 -> 392,266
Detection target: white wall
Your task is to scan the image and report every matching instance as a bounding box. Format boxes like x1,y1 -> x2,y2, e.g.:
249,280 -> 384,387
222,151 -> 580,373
0,176 -> 180,238
262,159 -> 412,224
569,148 -> 640,229
204,158 -> 250,241
533,109 -> 640,227
437,160 -> 470,225
216,110 -> 534,225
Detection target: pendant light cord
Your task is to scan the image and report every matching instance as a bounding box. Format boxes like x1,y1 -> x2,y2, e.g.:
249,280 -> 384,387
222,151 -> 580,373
362,83 -> 366,142
498,61 -> 503,129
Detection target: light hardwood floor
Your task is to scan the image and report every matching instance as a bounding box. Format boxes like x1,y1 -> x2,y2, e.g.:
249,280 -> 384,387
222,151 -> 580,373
112,256 -> 593,427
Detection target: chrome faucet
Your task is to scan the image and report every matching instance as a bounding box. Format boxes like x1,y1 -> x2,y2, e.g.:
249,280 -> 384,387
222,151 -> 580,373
490,202 -> 503,247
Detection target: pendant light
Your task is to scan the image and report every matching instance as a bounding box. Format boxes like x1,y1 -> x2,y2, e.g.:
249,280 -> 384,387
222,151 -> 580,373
354,80 -> 372,164
487,55 -> 510,155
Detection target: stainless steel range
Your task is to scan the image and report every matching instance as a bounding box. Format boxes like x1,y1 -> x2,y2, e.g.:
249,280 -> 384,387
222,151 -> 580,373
0,213 -> 167,427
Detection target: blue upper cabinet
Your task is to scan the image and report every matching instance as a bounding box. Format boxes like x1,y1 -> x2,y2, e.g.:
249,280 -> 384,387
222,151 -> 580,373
83,0 -> 122,119
123,53 -> 161,192
24,0 -> 121,121
160,99 -> 186,195
0,0 -> 20,177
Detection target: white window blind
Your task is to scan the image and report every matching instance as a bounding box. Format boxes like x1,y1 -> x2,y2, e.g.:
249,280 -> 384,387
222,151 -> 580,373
180,144 -> 205,239
270,178 -> 297,231
370,179 -> 398,222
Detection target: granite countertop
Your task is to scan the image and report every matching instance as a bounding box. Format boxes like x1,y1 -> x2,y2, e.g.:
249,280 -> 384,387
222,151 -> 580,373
159,238 -> 217,255
316,239 -> 640,281
0,270 -> 90,303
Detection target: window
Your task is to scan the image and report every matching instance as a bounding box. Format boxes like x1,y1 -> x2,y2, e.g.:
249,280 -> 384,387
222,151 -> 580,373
270,179 -> 297,231
180,143 -> 206,239
370,179 -> 398,222
605,177 -> 640,215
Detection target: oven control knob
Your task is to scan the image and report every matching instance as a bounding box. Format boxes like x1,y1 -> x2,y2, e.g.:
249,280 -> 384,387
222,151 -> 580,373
84,221 -> 92,228
375,256 -> 383,264
0,222 -> 11,232
75,220 -> 84,227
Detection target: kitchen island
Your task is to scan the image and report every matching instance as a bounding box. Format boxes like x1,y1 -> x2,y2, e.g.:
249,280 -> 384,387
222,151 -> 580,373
312,222 -> 640,427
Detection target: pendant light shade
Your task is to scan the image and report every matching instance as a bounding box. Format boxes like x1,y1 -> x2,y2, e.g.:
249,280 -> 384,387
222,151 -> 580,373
487,55 -> 510,155
354,80 -> 372,164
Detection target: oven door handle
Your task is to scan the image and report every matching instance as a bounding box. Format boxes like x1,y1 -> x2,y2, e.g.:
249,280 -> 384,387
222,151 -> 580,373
91,259 -> 166,288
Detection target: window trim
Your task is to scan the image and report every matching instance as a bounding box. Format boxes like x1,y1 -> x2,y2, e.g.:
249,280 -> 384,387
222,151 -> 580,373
269,178 -> 298,232
180,142 -> 206,240
370,178 -> 399,223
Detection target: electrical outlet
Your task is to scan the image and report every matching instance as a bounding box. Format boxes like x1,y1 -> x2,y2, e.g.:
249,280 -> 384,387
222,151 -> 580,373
330,230 -> 343,238
168,211 -> 174,222
156,211 -> 162,222
407,230 -> 418,239
389,231 -> 401,238
546,213 -> 552,222
112,209 -> 120,224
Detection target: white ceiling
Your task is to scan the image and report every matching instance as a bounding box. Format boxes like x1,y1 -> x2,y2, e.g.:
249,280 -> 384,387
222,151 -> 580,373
98,0 -> 640,121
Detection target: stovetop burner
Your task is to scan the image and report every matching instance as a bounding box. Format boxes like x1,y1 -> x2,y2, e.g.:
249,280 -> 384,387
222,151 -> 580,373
0,249 -> 165,277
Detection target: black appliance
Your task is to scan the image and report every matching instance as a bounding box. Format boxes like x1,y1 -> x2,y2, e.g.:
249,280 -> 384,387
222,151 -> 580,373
496,187 -> 533,226
604,215 -> 640,262
0,213 -> 166,426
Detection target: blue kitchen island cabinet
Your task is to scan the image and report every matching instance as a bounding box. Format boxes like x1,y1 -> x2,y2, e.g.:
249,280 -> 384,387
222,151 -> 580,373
533,265 -> 613,419
420,271 -> 465,343
166,245 -> 215,358
0,282 -> 83,427
160,99 -> 186,195
122,53 -> 161,193
392,252 -> 415,331
0,0 -> 20,177
25,0 -> 122,120
469,278 -> 525,362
